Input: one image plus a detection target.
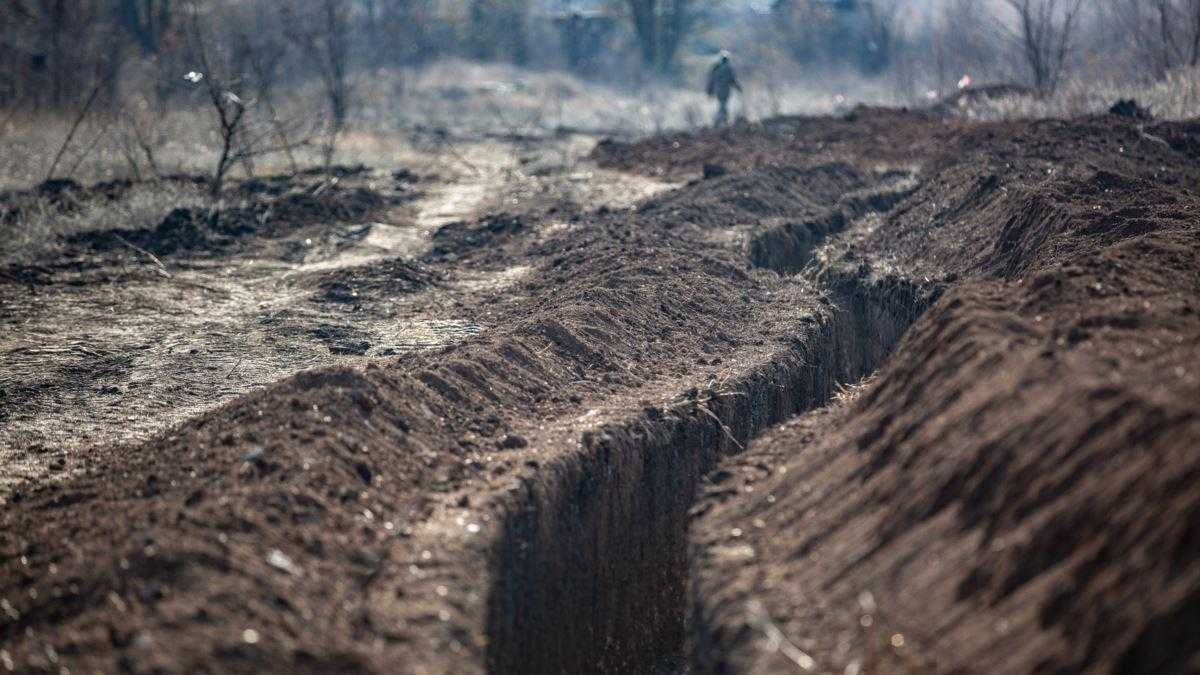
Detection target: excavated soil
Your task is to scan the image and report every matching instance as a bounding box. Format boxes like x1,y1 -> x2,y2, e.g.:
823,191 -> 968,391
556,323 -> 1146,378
683,115 -> 1200,674
1,110 -> 1198,674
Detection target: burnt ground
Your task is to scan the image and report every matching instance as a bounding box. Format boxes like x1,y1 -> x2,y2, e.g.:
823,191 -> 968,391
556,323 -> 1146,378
0,110 -> 1198,674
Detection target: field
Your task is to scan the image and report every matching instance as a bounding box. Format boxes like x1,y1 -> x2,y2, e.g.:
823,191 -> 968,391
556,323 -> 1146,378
1,98 -> 1198,673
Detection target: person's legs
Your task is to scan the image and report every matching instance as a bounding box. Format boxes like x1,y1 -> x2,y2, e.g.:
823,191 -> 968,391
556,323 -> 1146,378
715,97 -> 729,127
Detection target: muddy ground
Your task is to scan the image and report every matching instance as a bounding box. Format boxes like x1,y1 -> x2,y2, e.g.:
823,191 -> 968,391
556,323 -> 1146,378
1,110 -> 1198,674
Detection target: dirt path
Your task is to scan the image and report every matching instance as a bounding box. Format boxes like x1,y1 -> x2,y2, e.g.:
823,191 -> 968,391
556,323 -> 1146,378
0,134 -> 674,499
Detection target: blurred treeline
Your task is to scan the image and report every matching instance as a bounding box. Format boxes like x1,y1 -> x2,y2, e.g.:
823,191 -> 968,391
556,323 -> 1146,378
2,1 -> 1198,117
2,0 -> 700,113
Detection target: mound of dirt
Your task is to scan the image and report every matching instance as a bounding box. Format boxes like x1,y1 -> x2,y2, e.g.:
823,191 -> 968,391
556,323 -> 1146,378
1110,98 -> 1153,120
637,163 -> 866,231
67,186 -> 393,258
296,164 -> 371,179
936,83 -> 1036,113
424,213 -> 530,264
313,258 -> 443,304
592,107 -> 946,179
1,178 -> 133,225
688,113 -> 1200,674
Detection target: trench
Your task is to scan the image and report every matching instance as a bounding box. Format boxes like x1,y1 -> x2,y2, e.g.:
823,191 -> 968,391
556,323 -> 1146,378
483,179 -> 936,673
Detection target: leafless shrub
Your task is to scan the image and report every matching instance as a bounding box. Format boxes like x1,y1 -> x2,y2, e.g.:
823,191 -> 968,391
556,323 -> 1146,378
44,76 -> 109,181
184,3 -> 316,194
185,10 -> 248,195
236,29 -> 300,174
115,96 -> 169,180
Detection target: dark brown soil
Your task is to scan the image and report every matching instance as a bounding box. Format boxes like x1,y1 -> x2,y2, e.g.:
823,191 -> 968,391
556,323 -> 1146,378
591,107 -> 949,179
687,114 -> 1200,674
66,185 -> 399,258
0,178 -> 136,226
1,133 -> 893,673
313,259 -> 442,305
2,110 -> 1198,675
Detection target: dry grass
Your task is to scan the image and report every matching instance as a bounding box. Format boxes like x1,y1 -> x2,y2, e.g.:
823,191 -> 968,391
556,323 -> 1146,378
948,67 -> 1200,121
1,182 -> 212,266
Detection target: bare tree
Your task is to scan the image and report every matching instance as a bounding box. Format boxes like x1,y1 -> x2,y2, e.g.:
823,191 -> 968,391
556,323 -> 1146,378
283,0 -> 353,164
469,0 -> 531,65
1003,0 -> 1086,93
44,74 -> 109,180
116,0 -> 174,55
625,0 -> 699,74
1107,0 -> 1200,78
117,100 -> 165,180
862,0 -> 904,73
237,31 -> 301,175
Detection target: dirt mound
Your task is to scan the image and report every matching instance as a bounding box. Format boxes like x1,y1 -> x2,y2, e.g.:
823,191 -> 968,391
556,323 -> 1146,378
936,83 -> 1036,113
592,107 -> 947,179
816,115 -> 1200,283
296,164 -> 371,179
1,178 -> 133,225
689,113 -> 1200,674
1110,98 -> 1153,120
424,213 -> 530,263
636,163 -> 867,231
67,186 -> 392,257
313,258 -> 443,304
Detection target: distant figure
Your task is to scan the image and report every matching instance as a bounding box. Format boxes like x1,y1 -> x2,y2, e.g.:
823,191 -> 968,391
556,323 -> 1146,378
706,51 -> 742,127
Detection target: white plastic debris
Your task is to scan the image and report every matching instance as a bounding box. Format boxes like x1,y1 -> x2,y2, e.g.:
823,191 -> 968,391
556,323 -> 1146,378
266,549 -> 301,576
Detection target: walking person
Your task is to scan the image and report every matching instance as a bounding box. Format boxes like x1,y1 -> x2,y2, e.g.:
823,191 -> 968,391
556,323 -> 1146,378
706,50 -> 742,127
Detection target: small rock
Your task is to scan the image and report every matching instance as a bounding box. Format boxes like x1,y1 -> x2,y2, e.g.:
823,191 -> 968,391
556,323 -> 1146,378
498,434 -> 528,450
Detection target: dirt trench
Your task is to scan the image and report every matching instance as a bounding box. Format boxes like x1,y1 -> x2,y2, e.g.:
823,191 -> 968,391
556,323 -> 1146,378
0,126 -> 922,673
483,256 -> 934,670
483,112 -> 1200,674
5,110 -> 1198,674
480,158 -> 930,673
